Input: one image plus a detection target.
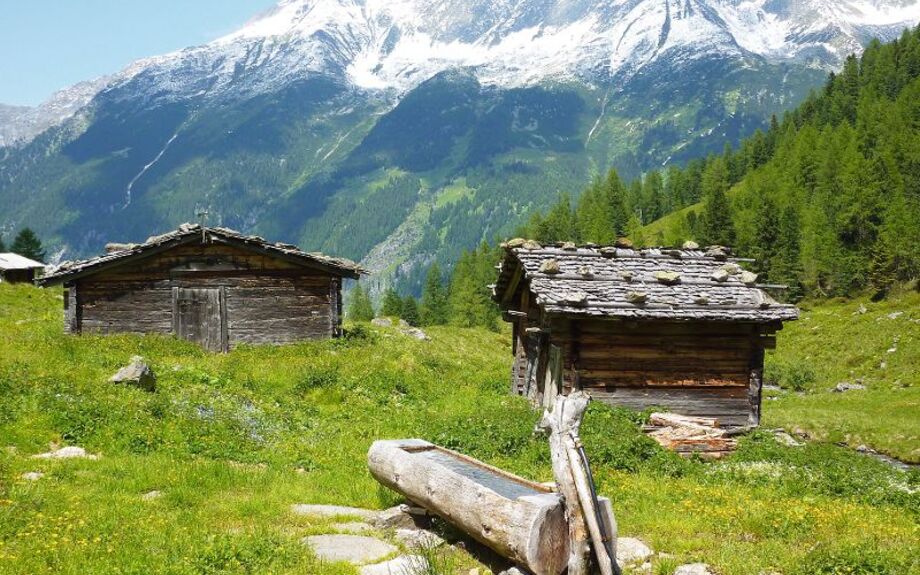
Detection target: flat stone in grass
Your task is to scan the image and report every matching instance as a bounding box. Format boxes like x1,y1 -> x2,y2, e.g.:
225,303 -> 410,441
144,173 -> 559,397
360,555 -> 429,575
32,446 -> 99,460
291,504 -> 377,520
616,537 -> 653,565
674,564 -> 715,575
21,471 -> 44,481
141,490 -> 162,501
333,522 -> 373,534
302,534 -> 396,564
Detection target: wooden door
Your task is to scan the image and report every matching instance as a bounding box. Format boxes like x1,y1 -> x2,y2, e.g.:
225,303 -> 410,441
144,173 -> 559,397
173,287 -> 227,352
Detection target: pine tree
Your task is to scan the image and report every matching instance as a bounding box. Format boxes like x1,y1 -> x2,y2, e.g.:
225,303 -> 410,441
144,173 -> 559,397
576,177 -> 614,244
447,243 -> 500,330
752,196 -> 780,279
772,206 -> 805,300
401,295 -> 420,326
380,287 -> 404,318
640,170 -> 664,223
603,169 -> 630,236
700,158 -> 736,246
347,284 -> 375,322
538,193 -> 578,243
10,228 -> 46,262
0,234 -> 5,253
420,262 -> 449,326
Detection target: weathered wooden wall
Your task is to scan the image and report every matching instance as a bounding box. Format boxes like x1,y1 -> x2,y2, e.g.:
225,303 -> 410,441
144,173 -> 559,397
509,303 -> 772,427
66,242 -> 341,348
550,319 -> 768,427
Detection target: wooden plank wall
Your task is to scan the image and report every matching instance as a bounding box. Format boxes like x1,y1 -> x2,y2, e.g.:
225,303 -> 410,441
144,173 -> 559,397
71,242 -> 338,347
549,318 -> 764,427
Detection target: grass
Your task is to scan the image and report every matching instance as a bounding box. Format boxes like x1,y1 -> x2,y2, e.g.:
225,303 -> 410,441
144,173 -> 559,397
763,290 -> 920,463
0,284 -> 917,574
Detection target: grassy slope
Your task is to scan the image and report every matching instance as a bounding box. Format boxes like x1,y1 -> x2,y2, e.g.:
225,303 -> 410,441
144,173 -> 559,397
763,291 -> 920,463
0,285 -> 917,575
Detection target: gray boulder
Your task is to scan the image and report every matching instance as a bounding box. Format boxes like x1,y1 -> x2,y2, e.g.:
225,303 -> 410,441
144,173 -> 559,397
373,504 -> 431,529
110,356 -> 156,392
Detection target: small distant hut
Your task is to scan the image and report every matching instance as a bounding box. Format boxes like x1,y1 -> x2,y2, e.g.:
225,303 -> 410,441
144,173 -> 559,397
493,241 -> 798,427
39,224 -> 365,351
0,253 -> 45,284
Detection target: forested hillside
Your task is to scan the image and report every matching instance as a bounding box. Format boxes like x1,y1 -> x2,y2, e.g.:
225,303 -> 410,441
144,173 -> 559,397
525,26 -> 920,300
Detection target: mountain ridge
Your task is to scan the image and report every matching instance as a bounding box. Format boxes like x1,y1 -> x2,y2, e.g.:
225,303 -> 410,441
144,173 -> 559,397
1,0 -> 918,294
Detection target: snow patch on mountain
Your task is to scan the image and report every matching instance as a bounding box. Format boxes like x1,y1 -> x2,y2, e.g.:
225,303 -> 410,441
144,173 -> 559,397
4,0 -> 919,146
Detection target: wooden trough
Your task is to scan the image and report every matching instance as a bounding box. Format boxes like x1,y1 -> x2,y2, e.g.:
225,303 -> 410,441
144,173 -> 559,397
368,439 -> 571,575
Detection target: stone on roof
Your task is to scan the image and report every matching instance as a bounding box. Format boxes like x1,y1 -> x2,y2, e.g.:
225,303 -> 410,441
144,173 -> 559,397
494,243 -> 798,323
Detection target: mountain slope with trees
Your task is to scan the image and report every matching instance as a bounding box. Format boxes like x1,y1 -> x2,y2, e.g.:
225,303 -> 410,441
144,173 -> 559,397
527,26 -> 920,300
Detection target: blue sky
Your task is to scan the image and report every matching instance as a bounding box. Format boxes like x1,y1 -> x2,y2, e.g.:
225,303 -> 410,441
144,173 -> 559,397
0,0 -> 278,106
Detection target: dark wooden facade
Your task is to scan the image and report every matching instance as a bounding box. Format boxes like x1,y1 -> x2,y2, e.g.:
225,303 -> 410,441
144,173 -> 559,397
494,242 -> 798,427
40,225 -> 363,351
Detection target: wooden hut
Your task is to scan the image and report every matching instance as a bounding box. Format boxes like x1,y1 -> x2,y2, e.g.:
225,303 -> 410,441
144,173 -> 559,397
0,253 -> 45,284
492,241 -> 798,427
39,224 -> 364,351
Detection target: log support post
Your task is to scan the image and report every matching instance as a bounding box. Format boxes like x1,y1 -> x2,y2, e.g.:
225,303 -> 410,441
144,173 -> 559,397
538,391 -> 620,575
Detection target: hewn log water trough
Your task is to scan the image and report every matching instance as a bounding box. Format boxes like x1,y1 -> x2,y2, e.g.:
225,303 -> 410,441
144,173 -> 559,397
368,439 -> 572,575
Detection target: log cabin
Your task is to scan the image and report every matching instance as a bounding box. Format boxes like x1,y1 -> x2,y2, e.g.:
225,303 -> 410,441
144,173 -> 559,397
492,240 -> 799,427
0,253 -> 45,284
39,224 -> 365,351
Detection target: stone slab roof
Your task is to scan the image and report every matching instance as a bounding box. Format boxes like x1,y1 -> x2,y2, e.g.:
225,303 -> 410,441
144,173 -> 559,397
493,241 -> 798,323
39,223 -> 365,285
0,253 -> 45,271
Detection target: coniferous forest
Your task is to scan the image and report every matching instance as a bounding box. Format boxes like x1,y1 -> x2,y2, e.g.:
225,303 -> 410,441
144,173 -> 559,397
409,27 -> 920,329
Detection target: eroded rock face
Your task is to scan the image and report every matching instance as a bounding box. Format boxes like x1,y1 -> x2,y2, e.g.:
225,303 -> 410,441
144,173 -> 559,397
302,534 -> 396,564
110,356 -> 156,392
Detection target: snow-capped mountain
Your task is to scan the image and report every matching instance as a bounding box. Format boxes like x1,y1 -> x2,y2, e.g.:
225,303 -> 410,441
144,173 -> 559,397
93,0 -> 920,102
1,0 -> 918,289
5,0 -> 918,143
0,77 -> 109,147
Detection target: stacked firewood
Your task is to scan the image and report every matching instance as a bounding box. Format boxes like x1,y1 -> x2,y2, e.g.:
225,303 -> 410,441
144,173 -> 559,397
645,412 -> 738,459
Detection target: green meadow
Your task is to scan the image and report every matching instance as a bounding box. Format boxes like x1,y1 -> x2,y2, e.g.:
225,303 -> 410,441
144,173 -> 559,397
0,284 -> 917,574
